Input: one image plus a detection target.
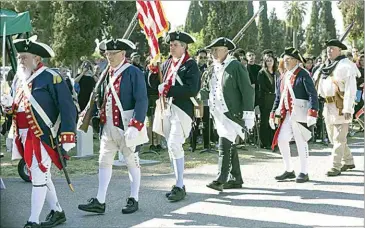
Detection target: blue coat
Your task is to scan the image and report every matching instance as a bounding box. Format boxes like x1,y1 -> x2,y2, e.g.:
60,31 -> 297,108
272,67 -> 319,113
149,56 -> 201,118
12,68 -> 77,148
98,64 -> 148,129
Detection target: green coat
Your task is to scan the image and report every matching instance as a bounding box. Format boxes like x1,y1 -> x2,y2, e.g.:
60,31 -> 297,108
200,59 -> 255,127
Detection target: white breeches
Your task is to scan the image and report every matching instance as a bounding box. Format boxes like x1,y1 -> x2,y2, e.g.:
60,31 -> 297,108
162,113 -> 185,160
277,113 -> 309,174
99,122 -> 140,169
17,128 -> 52,186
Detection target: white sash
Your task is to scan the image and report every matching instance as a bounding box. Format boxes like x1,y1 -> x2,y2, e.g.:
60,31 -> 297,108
108,63 -> 149,147
20,66 -> 61,138
275,69 -> 312,141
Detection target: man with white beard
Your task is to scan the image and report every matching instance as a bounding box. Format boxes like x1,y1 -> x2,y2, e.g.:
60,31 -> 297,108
10,38 -> 77,228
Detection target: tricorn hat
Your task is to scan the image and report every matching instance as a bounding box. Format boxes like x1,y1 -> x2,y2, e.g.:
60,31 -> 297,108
325,39 -> 347,50
205,37 -> 236,51
165,31 -> 196,44
14,38 -> 55,58
280,47 -> 305,63
105,39 -> 136,51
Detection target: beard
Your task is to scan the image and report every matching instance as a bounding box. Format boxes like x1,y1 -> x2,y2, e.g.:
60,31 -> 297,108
16,60 -> 37,81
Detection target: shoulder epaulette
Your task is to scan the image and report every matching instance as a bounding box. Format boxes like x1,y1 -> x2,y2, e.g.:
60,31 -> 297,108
46,69 -> 63,84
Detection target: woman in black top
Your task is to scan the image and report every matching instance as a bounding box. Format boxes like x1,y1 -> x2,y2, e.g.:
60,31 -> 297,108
257,55 -> 279,149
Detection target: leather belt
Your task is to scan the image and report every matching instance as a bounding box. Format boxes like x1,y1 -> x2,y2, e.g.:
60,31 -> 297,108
325,96 -> 336,103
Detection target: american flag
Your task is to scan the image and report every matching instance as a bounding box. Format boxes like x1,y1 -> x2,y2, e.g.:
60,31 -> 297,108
136,0 -> 169,62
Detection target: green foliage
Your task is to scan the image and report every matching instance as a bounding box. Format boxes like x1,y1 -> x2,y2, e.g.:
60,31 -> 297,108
305,2 -> 322,56
318,1 -> 337,46
257,1 -> 271,54
52,1 -> 101,68
269,8 -> 285,56
188,30 -> 205,57
185,1 -> 204,33
338,0 -> 364,48
284,1 -> 307,49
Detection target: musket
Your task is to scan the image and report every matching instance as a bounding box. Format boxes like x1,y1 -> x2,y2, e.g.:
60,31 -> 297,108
232,5 -> 264,44
78,12 -> 139,133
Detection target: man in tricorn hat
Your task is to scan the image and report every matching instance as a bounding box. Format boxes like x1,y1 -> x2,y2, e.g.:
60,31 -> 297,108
317,39 -> 360,176
10,38 -> 77,228
78,38 -> 148,214
149,31 -> 200,202
270,47 -> 318,183
201,37 -> 255,191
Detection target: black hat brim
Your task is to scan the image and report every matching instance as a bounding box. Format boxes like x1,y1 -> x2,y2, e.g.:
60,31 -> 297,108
165,31 -> 196,44
325,39 -> 347,50
105,39 -> 136,51
205,37 -> 236,51
14,39 -> 54,58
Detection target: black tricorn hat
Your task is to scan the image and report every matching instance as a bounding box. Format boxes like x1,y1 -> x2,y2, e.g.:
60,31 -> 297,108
165,31 -> 196,44
280,47 -> 305,63
14,38 -> 55,58
325,39 -> 347,50
105,39 -> 136,51
205,37 -> 236,51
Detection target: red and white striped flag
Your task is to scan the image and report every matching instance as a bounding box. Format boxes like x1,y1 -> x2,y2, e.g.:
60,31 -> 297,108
136,0 -> 169,62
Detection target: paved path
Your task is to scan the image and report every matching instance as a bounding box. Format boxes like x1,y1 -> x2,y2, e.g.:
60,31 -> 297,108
1,136 -> 364,228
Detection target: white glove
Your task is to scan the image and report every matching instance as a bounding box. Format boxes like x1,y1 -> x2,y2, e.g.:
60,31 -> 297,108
307,116 -> 317,127
1,94 -> 13,107
124,126 -> 139,141
158,83 -> 167,94
269,117 -> 276,130
62,143 -> 75,152
244,118 -> 255,131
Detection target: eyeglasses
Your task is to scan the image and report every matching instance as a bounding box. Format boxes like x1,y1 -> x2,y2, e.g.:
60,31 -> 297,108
199,56 -> 208,59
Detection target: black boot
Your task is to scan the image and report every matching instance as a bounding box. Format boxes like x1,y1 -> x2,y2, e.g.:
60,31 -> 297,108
24,222 -> 41,228
166,185 -> 186,198
275,171 -> 296,180
216,138 -> 233,184
206,181 -> 223,192
296,173 -> 309,183
122,197 -> 139,214
223,180 -> 243,189
341,164 -> 355,172
167,185 -> 186,202
78,198 -> 106,214
40,210 -> 66,228
228,144 -> 244,186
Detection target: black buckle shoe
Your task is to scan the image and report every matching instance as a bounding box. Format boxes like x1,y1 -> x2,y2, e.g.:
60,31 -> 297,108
275,171 -> 296,180
341,164 -> 355,172
223,180 -> 243,189
166,185 -> 186,198
24,221 -> 41,228
206,181 -> 223,192
296,173 -> 309,183
167,186 -> 186,202
40,210 -> 66,228
78,198 -> 106,214
122,197 -> 139,214
327,168 -> 341,176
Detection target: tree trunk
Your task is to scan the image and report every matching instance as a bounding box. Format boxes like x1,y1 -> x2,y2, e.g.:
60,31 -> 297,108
293,29 -> 298,49
71,61 -> 78,78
